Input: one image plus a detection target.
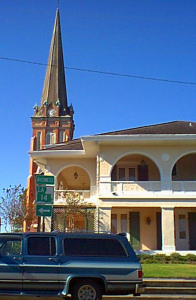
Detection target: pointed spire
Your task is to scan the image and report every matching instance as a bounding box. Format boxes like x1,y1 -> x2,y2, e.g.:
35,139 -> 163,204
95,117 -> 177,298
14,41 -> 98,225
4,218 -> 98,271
40,9 -> 68,115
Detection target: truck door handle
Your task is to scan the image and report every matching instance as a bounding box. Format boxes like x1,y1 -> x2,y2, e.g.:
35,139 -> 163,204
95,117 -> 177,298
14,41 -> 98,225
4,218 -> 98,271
49,257 -> 59,262
13,256 -> 23,261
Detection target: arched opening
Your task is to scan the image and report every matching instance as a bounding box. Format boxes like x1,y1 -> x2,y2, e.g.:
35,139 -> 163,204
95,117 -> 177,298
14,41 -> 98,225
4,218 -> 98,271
57,166 -> 90,191
53,167 -> 94,232
172,153 -> 196,181
111,154 -> 160,193
45,132 -> 56,145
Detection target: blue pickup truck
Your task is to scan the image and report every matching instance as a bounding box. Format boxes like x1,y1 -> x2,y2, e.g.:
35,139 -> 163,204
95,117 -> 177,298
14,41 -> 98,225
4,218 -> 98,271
0,232 -> 145,299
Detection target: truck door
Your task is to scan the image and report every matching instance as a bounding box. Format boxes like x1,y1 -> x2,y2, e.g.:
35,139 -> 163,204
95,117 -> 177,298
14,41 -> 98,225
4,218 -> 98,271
0,234 -> 23,292
23,235 -> 60,293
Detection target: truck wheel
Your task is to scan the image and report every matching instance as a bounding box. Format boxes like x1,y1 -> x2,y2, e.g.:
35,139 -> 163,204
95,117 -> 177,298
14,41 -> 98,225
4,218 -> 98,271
72,280 -> 102,300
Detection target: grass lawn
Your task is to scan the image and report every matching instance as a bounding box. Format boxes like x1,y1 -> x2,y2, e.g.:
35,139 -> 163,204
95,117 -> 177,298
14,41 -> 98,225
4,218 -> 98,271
142,263 -> 196,278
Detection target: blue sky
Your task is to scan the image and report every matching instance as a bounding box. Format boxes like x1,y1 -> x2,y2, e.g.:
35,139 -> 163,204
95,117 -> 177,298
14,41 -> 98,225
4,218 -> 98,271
0,0 -> 195,196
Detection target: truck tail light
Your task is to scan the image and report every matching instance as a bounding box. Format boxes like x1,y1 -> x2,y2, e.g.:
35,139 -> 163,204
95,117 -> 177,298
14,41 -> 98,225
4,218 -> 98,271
138,269 -> 143,278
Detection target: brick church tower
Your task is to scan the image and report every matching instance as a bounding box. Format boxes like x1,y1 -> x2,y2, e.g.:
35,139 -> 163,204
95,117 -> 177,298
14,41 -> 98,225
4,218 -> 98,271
26,9 -> 74,231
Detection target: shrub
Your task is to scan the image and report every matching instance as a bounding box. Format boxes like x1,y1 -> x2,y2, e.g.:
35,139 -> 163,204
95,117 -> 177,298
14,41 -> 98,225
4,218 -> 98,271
169,253 -> 186,263
139,254 -> 154,264
138,253 -> 196,264
153,254 -> 169,264
185,254 -> 196,263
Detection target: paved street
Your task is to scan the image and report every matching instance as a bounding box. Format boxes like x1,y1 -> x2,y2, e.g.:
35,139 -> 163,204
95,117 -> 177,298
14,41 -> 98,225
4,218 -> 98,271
0,296 -> 195,300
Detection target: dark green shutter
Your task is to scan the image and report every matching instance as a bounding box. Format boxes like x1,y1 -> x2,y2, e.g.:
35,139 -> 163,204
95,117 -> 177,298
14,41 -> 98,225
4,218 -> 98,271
130,212 -> 140,250
156,212 -> 162,250
189,213 -> 196,250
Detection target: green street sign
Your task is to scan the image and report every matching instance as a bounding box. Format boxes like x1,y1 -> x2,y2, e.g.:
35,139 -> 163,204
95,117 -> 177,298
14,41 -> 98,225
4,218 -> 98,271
36,205 -> 53,217
36,186 -> 54,204
36,175 -> 54,185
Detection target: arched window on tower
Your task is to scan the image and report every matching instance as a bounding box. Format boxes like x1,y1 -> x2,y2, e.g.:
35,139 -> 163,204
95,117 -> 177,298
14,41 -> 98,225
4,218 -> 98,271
59,130 -> 65,143
36,131 -> 41,150
46,132 -> 56,145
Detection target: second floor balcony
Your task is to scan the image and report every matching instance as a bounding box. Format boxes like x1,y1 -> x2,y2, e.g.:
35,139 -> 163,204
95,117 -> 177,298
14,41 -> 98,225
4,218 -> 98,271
53,153 -> 196,201
99,153 -> 196,197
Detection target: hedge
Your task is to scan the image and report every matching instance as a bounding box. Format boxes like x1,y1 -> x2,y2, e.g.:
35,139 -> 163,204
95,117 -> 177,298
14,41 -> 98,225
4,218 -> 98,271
138,253 -> 196,264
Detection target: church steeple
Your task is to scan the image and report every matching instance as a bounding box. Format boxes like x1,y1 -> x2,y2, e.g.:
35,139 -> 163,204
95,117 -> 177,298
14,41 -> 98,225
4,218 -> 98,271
26,8 -> 75,232
40,9 -> 69,116
31,9 -> 74,148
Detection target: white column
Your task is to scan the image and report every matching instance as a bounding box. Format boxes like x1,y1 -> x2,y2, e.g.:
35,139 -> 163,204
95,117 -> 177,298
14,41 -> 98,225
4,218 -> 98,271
161,173 -> 172,192
98,207 -> 111,233
44,217 -> 52,232
161,207 -> 176,252
99,176 -> 111,195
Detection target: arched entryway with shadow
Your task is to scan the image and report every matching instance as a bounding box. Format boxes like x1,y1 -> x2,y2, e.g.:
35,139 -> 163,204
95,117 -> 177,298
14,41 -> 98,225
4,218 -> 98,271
111,154 -> 160,194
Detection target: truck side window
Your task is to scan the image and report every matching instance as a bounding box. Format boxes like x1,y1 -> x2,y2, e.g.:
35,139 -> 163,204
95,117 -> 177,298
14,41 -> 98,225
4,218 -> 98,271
27,237 -> 56,256
63,238 -> 127,257
0,236 -> 22,256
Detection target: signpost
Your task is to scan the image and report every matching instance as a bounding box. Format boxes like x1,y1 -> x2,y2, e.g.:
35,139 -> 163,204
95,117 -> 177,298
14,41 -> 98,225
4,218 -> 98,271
36,175 -> 54,185
36,205 -> 53,217
36,186 -> 54,204
35,175 -> 55,231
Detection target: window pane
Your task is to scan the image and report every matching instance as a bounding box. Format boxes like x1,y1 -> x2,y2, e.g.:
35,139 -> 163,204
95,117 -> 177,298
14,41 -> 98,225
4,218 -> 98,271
28,237 -> 56,256
111,214 -> 117,234
51,133 -> 56,144
46,133 -> 51,145
0,236 -> 22,256
36,132 -> 41,150
59,131 -> 64,143
63,238 -> 127,257
119,168 -> 125,181
121,214 -> 127,232
179,215 -> 186,239
129,168 -> 135,180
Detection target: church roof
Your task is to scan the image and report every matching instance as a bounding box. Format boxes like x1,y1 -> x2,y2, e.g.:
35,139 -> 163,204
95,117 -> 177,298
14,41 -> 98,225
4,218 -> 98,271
40,9 -> 68,115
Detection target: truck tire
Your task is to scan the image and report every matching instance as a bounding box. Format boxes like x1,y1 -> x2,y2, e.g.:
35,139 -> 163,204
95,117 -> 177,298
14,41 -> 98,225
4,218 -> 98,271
71,279 -> 102,300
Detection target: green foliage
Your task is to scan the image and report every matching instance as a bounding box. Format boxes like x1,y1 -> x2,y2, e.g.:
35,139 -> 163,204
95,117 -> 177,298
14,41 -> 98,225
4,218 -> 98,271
153,254 -> 169,264
185,254 -> 196,262
60,191 -> 92,232
138,254 -> 154,263
170,252 -> 186,263
139,253 -> 196,264
1,185 -> 34,232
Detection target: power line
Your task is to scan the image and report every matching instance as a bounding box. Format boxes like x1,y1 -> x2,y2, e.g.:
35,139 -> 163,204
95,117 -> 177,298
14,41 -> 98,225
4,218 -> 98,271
0,56 -> 195,86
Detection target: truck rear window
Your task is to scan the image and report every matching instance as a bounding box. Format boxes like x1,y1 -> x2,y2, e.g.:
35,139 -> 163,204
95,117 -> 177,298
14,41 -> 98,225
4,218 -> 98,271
27,237 -> 56,256
63,238 -> 127,257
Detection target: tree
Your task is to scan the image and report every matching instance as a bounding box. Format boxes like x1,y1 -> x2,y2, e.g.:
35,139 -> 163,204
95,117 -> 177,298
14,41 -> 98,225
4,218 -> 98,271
0,185 -> 34,232
57,191 -> 93,232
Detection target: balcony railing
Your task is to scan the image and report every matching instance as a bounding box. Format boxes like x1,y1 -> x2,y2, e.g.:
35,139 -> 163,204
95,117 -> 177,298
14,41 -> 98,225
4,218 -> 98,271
53,181 -> 196,202
99,181 -> 196,195
101,181 -> 162,194
54,190 -> 90,205
172,181 -> 196,192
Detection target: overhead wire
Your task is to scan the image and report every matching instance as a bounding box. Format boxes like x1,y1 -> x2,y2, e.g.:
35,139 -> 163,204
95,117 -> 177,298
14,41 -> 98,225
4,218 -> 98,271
0,56 -> 195,86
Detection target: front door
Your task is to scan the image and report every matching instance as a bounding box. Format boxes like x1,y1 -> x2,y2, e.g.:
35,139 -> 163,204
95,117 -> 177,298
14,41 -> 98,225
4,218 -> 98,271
130,212 -> 140,250
188,213 -> 196,250
0,234 -> 23,292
